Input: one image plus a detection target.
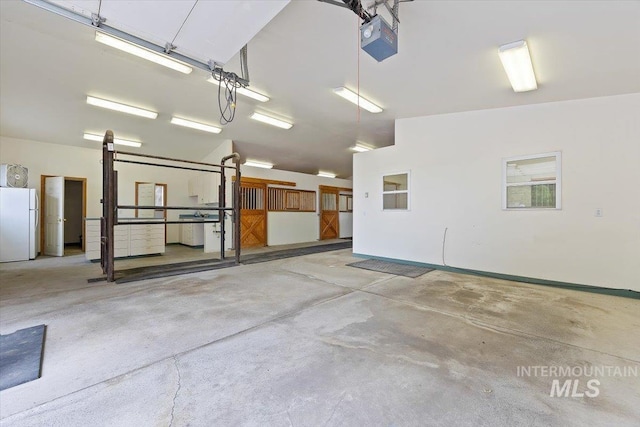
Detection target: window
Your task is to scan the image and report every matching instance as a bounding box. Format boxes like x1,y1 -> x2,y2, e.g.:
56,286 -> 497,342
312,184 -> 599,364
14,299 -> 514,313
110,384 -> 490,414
383,172 -> 409,210
135,182 -> 167,219
503,152 -> 561,209
339,194 -> 353,212
268,188 -> 316,212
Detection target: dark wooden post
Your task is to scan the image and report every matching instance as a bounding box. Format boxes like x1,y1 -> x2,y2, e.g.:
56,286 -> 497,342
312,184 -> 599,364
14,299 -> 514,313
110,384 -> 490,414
102,130 -> 115,282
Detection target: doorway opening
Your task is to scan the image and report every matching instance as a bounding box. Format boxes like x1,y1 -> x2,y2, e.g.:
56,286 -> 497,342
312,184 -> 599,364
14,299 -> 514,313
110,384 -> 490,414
135,182 -> 168,243
40,175 -> 87,257
319,185 -> 353,240
239,181 -> 267,248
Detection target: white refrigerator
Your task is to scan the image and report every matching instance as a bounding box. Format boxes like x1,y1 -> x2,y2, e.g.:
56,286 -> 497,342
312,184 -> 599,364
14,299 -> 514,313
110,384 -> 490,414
0,188 -> 38,262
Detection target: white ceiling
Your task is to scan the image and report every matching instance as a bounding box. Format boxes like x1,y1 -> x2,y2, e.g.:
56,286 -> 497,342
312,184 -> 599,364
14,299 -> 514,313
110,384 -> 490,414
1,0 -> 639,178
48,0 -> 290,64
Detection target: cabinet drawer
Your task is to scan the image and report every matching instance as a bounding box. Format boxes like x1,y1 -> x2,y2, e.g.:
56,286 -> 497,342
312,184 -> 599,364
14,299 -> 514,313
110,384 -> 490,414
130,245 -> 165,256
114,226 -> 129,238
86,241 -> 100,252
85,250 -> 100,261
114,239 -> 129,250
130,237 -> 164,249
86,224 -> 100,233
114,247 -> 128,258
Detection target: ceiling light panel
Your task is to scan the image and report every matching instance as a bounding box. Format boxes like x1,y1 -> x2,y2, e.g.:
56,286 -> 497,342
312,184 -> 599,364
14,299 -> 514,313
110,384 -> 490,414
498,40 -> 538,92
170,117 -> 222,134
351,143 -> 373,152
83,132 -> 142,148
86,96 -> 158,119
95,32 -> 193,74
244,160 -> 274,169
333,87 -> 383,113
250,112 -> 293,129
207,77 -> 270,102
317,171 -> 336,178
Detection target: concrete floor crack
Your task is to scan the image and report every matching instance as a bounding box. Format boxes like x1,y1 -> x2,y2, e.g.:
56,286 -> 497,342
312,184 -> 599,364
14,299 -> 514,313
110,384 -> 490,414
168,355 -> 182,427
324,390 -> 346,426
357,288 -> 640,364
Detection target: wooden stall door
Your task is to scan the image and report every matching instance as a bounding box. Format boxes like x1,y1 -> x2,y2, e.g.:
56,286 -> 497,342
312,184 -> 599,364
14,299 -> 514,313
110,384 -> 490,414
319,186 -> 339,240
240,182 -> 267,248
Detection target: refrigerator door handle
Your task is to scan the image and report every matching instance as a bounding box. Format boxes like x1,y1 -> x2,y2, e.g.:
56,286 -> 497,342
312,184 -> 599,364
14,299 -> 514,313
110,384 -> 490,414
35,209 -> 39,227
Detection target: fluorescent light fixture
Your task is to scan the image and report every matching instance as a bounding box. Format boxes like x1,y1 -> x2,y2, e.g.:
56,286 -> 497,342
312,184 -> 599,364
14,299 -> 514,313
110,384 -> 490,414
250,112 -> 293,130
317,171 -> 336,178
83,132 -> 142,148
351,142 -> 373,152
244,160 -> 274,169
95,32 -> 192,74
170,117 -> 222,134
207,77 -> 270,102
333,87 -> 383,113
86,96 -> 158,119
498,40 -> 538,92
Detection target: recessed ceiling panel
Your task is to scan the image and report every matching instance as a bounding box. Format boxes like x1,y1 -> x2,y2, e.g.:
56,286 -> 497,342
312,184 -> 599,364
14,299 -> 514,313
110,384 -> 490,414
173,0 -> 290,64
48,0 -> 99,18
97,0 -> 198,48
49,0 -> 290,64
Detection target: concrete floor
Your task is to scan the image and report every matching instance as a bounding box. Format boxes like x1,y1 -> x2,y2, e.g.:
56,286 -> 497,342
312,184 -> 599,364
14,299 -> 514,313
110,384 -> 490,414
0,247 -> 638,426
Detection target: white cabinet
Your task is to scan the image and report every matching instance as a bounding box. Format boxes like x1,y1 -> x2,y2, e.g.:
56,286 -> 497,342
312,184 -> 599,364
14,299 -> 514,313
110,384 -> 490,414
85,219 -> 165,260
204,223 -> 222,253
187,176 -> 199,197
180,223 -> 204,246
130,224 -> 165,256
188,173 -> 220,204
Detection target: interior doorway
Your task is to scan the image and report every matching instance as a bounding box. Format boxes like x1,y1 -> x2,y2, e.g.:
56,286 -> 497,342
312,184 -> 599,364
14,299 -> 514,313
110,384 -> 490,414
135,182 -> 168,243
40,175 -> 87,257
319,186 -> 339,240
239,181 -> 267,248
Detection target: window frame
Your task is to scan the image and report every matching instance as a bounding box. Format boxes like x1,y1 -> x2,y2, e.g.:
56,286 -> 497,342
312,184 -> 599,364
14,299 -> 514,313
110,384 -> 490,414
382,171 -> 410,211
502,151 -> 562,210
267,187 -> 316,212
339,193 -> 353,212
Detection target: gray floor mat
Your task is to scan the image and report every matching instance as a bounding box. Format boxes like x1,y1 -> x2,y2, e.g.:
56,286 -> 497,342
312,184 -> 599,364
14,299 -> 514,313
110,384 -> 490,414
347,259 -> 434,278
0,325 -> 46,391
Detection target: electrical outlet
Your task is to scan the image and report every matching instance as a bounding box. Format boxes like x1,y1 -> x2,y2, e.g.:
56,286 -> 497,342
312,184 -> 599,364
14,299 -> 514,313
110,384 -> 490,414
595,208 -> 603,217
365,192 -> 369,198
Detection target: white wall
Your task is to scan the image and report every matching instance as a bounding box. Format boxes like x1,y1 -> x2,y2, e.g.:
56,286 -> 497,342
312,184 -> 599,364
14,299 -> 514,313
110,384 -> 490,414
353,94 -> 640,291
241,165 -> 353,246
0,136 -> 230,245
201,140 -> 234,252
267,212 -> 318,246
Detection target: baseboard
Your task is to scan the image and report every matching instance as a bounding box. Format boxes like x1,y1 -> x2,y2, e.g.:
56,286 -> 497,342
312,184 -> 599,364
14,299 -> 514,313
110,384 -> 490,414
352,253 -> 639,300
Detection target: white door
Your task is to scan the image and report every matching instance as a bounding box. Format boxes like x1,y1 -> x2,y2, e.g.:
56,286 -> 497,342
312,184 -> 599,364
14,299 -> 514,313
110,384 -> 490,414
44,176 -> 64,256
137,183 -> 155,218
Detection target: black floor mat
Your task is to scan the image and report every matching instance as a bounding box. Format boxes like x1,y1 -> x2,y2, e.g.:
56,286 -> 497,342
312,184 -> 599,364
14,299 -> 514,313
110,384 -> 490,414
116,259 -> 237,284
241,241 -> 353,265
90,241 -> 354,284
347,259 -> 434,278
0,325 -> 46,391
